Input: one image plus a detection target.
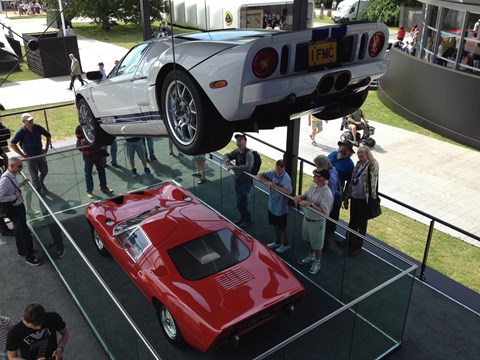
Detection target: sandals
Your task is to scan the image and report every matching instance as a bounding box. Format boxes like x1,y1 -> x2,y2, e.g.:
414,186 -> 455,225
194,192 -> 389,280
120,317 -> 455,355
310,135 -> 316,145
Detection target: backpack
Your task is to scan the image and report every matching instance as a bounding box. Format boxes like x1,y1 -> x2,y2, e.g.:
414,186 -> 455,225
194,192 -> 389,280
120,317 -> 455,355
0,123 -> 11,148
249,149 -> 262,176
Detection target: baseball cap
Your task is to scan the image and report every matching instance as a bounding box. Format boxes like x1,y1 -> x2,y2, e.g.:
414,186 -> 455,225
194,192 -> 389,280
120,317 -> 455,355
21,113 -> 34,122
234,133 -> 247,140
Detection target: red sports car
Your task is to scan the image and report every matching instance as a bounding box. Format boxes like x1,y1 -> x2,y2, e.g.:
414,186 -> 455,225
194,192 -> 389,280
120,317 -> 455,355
86,182 -> 305,352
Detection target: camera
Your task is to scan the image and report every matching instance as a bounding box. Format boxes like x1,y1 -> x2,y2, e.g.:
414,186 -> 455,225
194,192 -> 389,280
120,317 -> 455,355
351,178 -> 359,186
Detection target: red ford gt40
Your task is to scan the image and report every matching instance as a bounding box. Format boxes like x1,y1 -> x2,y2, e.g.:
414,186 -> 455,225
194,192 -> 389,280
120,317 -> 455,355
86,182 -> 305,352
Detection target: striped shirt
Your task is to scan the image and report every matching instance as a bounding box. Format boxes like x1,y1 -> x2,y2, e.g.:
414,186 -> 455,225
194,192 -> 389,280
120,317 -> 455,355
0,316 -> 14,352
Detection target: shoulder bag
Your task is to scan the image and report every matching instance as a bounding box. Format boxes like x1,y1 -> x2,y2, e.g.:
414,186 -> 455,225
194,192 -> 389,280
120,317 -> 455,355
0,177 -> 20,218
367,166 -> 382,220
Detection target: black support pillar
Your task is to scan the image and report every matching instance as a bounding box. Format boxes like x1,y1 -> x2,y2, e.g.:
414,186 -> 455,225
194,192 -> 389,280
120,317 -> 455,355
140,0 -> 152,41
286,0 -> 308,194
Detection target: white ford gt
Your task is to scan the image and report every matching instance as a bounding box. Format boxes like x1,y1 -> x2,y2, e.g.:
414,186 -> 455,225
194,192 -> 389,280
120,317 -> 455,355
76,23 -> 388,155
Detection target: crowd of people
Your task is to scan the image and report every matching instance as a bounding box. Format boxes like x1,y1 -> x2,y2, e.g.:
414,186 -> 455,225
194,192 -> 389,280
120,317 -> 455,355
10,1 -> 47,16
223,108 -> 380,273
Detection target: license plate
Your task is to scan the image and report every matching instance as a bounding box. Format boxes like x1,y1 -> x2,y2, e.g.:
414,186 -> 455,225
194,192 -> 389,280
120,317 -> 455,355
309,41 -> 337,67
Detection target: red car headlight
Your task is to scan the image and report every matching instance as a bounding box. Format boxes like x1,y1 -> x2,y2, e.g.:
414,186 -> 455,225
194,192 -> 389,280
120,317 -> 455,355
252,47 -> 278,78
368,32 -> 385,58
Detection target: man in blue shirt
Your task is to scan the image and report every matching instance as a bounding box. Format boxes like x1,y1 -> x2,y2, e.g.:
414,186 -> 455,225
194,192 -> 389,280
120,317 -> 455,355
257,159 -> 292,253
10,113 -> 51,196
326,140 -> 355,238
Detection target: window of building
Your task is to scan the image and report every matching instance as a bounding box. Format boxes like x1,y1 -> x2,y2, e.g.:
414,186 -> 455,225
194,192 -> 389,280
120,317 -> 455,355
458,12 -> 480,73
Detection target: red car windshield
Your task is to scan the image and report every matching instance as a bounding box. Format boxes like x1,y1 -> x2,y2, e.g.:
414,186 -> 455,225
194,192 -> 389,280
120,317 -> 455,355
168,228 -> 250,281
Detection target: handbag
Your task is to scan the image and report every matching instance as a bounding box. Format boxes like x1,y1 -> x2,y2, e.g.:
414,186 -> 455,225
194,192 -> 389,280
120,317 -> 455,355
367,166 -> 382,220
0,176 -> 20,218
0,201 -> 13,217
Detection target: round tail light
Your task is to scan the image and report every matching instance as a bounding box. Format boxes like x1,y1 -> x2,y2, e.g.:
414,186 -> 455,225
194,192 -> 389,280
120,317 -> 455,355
252,48 -> 278,78
368,32 -> 385,57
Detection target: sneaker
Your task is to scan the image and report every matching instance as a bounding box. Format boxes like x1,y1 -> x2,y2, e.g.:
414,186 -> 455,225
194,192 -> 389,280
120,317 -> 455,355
276,244 -> 291,254
239,220 -> 252,228
267,242 -> 281,249
144,167 -> 153,176
26,257 -> 42,266
309,260 -> 322,274
55,249 -> 65,259
86,191 -> 94,199
111,162 -> 120,168
192,172 -> 201,178
131,168 -> 139,178
298,254 -> 315,266
150,156 -> 158,161
197,179 -> 207,185
234,218 -> 243,225
101,187 -> 113,195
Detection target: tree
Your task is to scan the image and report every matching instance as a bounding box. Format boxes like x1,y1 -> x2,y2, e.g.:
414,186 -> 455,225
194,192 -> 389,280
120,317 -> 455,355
364,0 -> 421,26
47,0 -> 168,31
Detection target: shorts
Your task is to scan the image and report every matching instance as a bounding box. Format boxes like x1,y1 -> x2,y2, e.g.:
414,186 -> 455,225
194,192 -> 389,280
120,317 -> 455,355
193,154 -> 206,161
302,217 -> 326,250
311,119 -> 323,130
268,210 -> 288,230
125,139 -> 146,162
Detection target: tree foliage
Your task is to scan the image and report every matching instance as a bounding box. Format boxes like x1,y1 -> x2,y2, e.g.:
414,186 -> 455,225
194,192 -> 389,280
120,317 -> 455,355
47,0 -> 168,31
364,0 -> 420,25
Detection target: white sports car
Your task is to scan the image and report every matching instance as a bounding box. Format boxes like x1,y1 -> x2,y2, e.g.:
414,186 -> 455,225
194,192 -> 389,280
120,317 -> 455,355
76,23 -> 388,154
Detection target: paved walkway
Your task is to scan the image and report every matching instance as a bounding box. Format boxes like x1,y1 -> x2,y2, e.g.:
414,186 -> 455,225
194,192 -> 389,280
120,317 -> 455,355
1,15 -> 479,246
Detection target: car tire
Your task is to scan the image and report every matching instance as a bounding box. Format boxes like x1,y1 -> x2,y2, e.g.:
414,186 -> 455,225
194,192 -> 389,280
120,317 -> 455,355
77,99 -> 115,147
316,89 -> 369,121
161,69 -> 231,155
92,227 -> 110,257
157,303 -> 185,347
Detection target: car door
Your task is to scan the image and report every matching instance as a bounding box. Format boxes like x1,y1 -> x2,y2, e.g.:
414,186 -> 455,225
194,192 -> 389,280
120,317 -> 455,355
89,43 -> 153,121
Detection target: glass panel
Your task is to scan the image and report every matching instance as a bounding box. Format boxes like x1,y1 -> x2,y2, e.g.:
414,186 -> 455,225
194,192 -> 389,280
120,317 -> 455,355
427,5 -> 439,28
432,9 -> 464,68
458,12 -> 480,75
350,270 -> 416,358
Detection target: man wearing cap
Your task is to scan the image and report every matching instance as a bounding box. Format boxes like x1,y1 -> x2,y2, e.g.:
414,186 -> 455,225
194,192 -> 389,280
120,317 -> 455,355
10,113 -> 51,197
326,140 -> 355,238
224,134 -> 254,228
294,169 -> 333,275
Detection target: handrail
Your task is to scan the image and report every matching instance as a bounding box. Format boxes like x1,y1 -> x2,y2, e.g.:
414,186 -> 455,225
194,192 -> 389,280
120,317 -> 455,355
0,102 -> 75,117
